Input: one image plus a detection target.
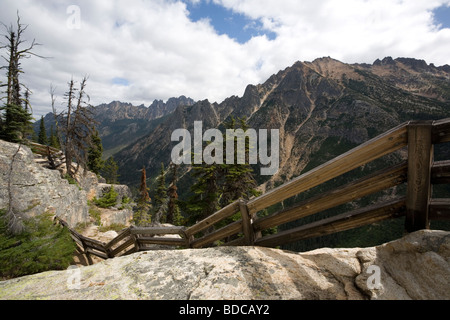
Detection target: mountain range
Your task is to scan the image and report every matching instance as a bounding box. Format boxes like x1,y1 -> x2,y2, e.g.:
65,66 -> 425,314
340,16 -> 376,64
107,57 -> 450,188
35,56 -> 450,249
36,56 -> 450,186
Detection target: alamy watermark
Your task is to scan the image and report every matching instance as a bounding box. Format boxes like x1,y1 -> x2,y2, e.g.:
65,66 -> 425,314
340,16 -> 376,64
66,265 -> 81,290
171,121 -> 280,175
366,265 -> 382,290
66,5 -> 81,30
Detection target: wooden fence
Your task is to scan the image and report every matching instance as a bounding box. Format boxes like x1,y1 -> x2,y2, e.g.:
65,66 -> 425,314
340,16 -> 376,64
28,141 -> 65,170
55,119 -> 450,262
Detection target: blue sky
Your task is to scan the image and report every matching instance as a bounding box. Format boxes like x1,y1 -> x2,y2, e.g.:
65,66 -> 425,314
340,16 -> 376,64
183,0 -> 276,43
1,0 -> 450,117
433,4 -> 450,29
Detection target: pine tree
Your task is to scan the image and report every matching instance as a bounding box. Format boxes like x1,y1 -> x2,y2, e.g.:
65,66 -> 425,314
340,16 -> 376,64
49,125 -> 60,149
183,162 -> 223,226
182,116 -> 259,229
0,14 -> 40,143
87,129 -> 104,175
101,156 -> 119,184
133,166 -> 152,227
220,116 -> 260,207
167,163 -> 182,226
37,116 -> 47,145
152,163 -> 168,224
0,103 -> 33,143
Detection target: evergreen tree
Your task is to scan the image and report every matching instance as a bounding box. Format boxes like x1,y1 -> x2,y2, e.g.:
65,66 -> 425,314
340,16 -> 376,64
49,125 -> 60,149
152,163 -> 168,223
21,89 -> 33,139
101,156 -> 119,184
87,129 -> 104,175
220,116 -> 260,207
0,103 -> 33,143
0,14 -> 40,143
37,115 -> 47,145
167,163 -> 182,226
183,162 -> 223,226
133,166 -> 152,226
182,116 -> 259,228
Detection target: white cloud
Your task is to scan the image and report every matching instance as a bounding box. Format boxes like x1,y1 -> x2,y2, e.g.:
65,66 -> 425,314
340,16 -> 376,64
0,0 -> 449,118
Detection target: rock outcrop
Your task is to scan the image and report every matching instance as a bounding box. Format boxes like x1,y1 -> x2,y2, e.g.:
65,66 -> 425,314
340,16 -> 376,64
0,140 -> 134,229
0,140 -> 89,227
0,230 -> 448,300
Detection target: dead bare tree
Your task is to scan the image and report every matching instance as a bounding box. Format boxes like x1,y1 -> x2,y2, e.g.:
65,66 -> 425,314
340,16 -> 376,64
58,76 -> 97,178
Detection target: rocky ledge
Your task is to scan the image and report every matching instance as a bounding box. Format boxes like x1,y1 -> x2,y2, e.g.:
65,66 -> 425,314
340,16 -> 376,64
0,140 -> 89,227
0,230 -> 448,300
0,139 -> 133,228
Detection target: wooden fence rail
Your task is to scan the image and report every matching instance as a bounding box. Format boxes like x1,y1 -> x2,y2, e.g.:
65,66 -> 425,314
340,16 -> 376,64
28,141 -> 66,170
55,118 -> 450,262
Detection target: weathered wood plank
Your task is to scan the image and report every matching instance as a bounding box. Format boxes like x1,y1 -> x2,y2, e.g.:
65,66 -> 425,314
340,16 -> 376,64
121,246 -> 138,256
239,200 -> 254,246
432,118 -> 450,144
109,238 -> 135,257
104,228 -> 131,250
78,234 -> 107,254
406,122 -> 433,232
431,160 -> 450,184
247,123 -> 408,214
185,201 -> 240,238
137,237 -> 186,246
130,226 -> 185,236
223,236 -> 246,247
429,199 -> 450,221
253,162 -> 408,232
69,233 -> 85,249
255,198 -> 406,248
85,248 -> 109,260
191,220 -> 243,249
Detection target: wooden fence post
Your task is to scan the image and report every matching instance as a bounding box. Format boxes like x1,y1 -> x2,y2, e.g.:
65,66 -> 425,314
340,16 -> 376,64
406,121 -> 433,232
239,200 -> 255,246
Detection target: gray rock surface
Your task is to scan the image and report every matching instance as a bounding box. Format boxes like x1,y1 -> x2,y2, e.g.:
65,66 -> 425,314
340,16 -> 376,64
0,230 -> 448,300
0,140 -> 89,227
96,183 -> 132,204
95,183 -> 133,226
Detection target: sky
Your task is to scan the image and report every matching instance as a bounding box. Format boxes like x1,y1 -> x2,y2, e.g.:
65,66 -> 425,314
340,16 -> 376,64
0,0 -> 449,118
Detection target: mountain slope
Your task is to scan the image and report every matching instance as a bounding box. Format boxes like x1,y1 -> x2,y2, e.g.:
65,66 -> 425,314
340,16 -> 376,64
34,96 -> 196,159
114,57 -> 450,189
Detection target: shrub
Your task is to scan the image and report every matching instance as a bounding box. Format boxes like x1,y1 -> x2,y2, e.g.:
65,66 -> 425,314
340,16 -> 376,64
0,210 -> 76,280
93,186 -> 118,209
89,205 -> 102,226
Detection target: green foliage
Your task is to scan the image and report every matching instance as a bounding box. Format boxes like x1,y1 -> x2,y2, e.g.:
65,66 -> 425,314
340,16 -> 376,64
182,163 -> 222,226
38,116 -> 48,145
167,164 -> 183,226
182,116 -> 260,227
87,129 -> 104,175
152,163 -> 168,223
93,186 -> 118,209
122,196 -> 131,204
63,173 -> 78,185
133,167 -> 152,227
49,125 -> 61,149
88,204 -> 102,226
0,210 -> 76,280
101,156 -> 119,184
0,103 -> 33,143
